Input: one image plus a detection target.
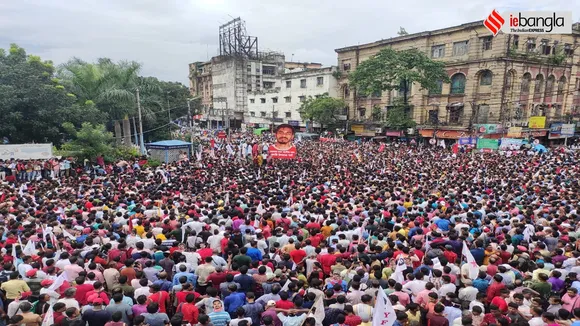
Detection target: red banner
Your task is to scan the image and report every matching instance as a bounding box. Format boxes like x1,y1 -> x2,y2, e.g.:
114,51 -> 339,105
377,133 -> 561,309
269,145 -> 297,159
378,144 -> 385,152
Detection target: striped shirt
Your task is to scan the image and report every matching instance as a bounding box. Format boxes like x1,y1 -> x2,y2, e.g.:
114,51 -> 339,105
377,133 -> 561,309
208,310 -> 231,326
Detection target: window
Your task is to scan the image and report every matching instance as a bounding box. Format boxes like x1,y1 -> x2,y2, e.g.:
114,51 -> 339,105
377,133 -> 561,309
564,43 -> 574,56
260,111 -> 266,117
262,66 -> 275,75
250,99 -> 255,104
247,65 -> 251,72
272,97 -> 278,103
481,37 -> 493,51
300,79 -> 306,88
344,86 -> 350,98
534,74 -> 544,97
513,35 -> 519,49
521,73 -> 532,93
285,112 -> 291,118
358,108 -> 366,118
250,112 -> 255,117
526,38 -> 536,52
452,41 -> 469,56
260,98 -> 266,103
342,60 -> 351,71
299,96 -> 306,102
540,39 -> 551,55
272,111 -> 278,118
448,106 -> 463,125
286,80 -> 291,88
476,104 -> 490,124
263,82 -> 274,89
450,74 -> 466,94
480,70 -> 492,86
429,80 -> 443,95
431,45 -> 446,58
256,68 -> 260,73
428,109 -> 439,124
247,84 -> 252,91
317,77 -> 324,86
284,96 -> 291,103
546,75 -> 555,96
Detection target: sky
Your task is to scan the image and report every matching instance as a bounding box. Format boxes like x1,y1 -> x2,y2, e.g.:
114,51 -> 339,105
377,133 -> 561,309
0,0 -> 578,85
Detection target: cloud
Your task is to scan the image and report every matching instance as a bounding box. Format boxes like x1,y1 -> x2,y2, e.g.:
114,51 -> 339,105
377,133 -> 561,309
0,0 -> 577,84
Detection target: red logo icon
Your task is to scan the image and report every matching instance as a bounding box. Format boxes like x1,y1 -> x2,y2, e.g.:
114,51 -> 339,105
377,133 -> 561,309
484,9 -> 505,36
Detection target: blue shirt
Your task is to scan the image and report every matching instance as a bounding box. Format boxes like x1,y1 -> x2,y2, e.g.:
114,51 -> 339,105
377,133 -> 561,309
234,274 -> 255,293
208,310 -> 231,326
246,248 -> 263,262
173,272 -> 196,286
472,278 -> 489,293
470,248 -> 485,265
224,292 -> 246,315
435,219 -> 450,231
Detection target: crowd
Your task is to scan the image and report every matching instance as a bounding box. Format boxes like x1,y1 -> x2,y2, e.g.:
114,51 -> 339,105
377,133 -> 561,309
0,137 -> 579,326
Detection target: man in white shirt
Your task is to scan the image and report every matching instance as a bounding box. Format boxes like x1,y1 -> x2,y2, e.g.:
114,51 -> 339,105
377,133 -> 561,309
402,274 -> 428,299
458,280 -> 479,302
438,275 -> 456,297
17,256 -> 33,280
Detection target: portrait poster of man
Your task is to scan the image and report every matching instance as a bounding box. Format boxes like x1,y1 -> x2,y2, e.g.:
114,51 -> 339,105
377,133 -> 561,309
269,124 -> 297,159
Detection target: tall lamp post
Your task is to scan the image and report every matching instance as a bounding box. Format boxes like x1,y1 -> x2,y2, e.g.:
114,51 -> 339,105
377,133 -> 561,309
214,97 -> 229,139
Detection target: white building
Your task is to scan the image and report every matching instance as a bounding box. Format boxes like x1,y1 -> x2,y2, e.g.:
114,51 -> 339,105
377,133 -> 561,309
246,66 -> 339,129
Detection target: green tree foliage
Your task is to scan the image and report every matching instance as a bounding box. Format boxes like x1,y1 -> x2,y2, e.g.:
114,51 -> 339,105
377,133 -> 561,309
299,93 -> 346,131
0,44 -> 103,144
61,122 -> 114,160
385,98 -> 417,130
348,48 -> 449,105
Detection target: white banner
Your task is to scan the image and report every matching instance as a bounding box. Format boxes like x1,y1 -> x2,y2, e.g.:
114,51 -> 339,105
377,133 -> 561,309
0,144 -> 53,160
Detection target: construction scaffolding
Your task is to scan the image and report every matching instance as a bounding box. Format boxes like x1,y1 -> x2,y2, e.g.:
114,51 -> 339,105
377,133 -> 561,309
219,18 -> 258,59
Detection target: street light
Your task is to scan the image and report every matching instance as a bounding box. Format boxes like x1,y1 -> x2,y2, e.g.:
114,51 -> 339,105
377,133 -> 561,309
213,97 -> 229,139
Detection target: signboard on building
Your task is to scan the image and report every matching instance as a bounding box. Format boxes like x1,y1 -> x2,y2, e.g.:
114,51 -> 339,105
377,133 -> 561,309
287,120 -> 300,127
419,129 -> 470,139
477,138 -> 499,150
458,137 -> 477,145
0,144 -> 53,160
385,131 -> 403,137
507,127 -> 523,138
499,138 -> 524,150
474,124 -> 503,134
562,124 -> 576,136
529,116 -> 547,129
351,125 -> 364,134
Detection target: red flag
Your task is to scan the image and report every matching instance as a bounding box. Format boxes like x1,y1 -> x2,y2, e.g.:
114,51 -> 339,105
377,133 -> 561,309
452,143 -> 459,154
378,144 -> 385,152
210,139 -> 215,149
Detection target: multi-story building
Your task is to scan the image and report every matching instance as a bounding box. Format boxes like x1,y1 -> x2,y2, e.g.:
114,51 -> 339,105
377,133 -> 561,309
335,21 -> 580,140
246,65 -> 339,129
189,61 -> 212,110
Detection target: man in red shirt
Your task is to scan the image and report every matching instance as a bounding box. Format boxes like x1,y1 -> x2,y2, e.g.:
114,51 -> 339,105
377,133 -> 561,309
487,275 -> 506,300
289,243 -> 307,265
147,284 -> 170,313
275,291 -> 295,310
178,293 -> 199,325
318,247 -> 338,276
490,289 -> 510,313
74,276 -> 94,306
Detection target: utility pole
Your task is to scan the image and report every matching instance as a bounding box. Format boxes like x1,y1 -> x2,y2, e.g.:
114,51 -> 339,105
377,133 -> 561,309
271,104 -> 275,133
136,88 -> 145,155
187,99 -> 194,155
167,93 -> 171,134
226,101 -> 230,140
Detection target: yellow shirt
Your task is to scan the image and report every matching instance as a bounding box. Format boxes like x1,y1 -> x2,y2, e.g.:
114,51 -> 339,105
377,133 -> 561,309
321,226 -> 332,238
134,225 -> 145,237
155,233 -> 167,241
1,280 -> 30,299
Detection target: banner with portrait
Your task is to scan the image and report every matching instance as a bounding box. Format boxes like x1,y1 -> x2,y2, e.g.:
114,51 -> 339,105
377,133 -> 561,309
269,124 -> 297,159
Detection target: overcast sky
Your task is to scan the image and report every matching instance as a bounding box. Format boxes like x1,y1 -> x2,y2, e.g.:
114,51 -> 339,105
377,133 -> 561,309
1,0 -> 577,85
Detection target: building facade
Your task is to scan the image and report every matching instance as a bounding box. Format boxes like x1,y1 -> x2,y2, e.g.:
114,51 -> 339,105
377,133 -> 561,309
189,55 -> 339,129
246,66 -> 339,129
335,21 -> 580,140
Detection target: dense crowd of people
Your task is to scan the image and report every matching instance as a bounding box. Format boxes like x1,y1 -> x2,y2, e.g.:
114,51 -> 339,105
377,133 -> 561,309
0,136 -> 579,326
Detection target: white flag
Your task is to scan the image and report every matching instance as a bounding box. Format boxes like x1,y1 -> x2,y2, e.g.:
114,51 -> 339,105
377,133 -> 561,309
257,169 -> 261,180
49,271 -> 68,290
181,224 -> 188,244
196,151 -> 202,162
523,225 -> 534,242
391,258 -> 406,283
462,241 -> 479,279
226,145 -> 234,155
61,229 -> 76,240
22,239 -> 36,256
11,244 -> 19,267
281,279 -> 290,292
310,296 -> 325,326
224,192 -> 230,206
41,304 -> 54,326
372,285 -> 396,326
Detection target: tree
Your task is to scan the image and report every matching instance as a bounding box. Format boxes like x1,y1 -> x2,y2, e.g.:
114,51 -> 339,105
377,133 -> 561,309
397,27 -> 409,36
385,98 -> 417,130
298,93 -> 346,132
61,122 -> 114,160
348,48 -> 449,105
0,44 -> 102,145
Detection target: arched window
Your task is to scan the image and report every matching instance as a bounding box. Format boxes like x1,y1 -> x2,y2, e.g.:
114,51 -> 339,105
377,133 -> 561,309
521,73 -> 532,93
533,74 -> 544,100
450,74 -> 466,94
546,75 -> 555,96
557,76 -> 566,102
480,70 -> 492,85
